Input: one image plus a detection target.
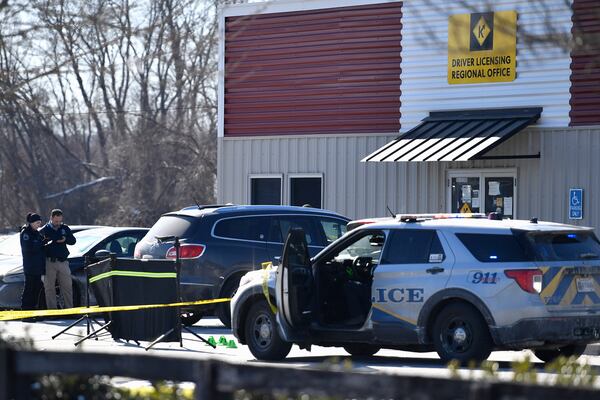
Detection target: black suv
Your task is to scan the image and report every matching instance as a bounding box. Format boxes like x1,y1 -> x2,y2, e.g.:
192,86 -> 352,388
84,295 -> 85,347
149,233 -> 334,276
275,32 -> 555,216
135,205 -> 350,327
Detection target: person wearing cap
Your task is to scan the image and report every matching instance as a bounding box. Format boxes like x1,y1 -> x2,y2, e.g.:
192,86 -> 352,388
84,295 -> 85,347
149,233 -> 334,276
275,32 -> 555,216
40,209 -> 76,309
20,212 -> 46,310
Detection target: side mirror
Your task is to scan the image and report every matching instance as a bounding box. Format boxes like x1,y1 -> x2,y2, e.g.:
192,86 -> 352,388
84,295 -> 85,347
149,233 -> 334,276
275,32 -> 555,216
94,250 -> 111,260
272,256 -> 281,267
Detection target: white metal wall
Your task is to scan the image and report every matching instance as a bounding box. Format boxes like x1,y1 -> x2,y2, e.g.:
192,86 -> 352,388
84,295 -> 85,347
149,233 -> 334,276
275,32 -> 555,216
400,0 -> 573,130
218,128 -> 600,230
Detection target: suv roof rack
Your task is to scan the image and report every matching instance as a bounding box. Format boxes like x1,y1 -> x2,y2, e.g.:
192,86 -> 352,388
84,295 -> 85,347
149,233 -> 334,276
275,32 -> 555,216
397,213 -> 487,223
180,204 -> 236,211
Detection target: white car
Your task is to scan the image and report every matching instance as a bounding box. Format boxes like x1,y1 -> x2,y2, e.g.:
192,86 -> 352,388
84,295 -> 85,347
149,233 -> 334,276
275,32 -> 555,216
231,214 -> 600,363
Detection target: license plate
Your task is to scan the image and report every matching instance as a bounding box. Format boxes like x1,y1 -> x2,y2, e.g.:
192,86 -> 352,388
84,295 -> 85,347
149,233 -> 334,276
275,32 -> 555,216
576,277 -> 595,293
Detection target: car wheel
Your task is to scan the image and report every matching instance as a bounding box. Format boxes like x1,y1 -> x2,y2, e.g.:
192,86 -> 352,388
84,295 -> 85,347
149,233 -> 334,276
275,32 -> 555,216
181,311 -> 203,327
343,344 -> 380,357
533,344 -> 587,363
432,302 -> 492,364
244,300 -> 292,361
216,277 -> 242,329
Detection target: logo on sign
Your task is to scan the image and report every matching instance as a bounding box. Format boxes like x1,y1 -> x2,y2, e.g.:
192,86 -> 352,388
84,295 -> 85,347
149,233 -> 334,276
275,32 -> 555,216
470,13 -> 494,51
569,188 -> 583,220
448,10 -> 517,84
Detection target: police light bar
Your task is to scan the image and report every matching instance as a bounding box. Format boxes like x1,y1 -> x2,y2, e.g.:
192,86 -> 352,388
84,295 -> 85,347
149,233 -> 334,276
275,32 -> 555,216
396,213 -> 487,222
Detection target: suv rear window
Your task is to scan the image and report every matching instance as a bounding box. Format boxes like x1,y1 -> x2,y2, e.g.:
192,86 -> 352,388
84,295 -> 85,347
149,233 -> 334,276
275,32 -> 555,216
146,215 -> 197,238
456,233 -> 533,263
525,231 -> 600,262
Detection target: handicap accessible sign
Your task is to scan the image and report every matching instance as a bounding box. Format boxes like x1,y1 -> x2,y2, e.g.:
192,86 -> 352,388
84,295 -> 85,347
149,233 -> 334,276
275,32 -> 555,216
569,188 -> 583,220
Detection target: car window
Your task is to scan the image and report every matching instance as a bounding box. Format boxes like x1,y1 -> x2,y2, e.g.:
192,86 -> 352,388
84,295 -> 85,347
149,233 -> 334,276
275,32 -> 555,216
269,216 -> 319,245
381,230 -> 446,264
525,231 -> 600,261
146,215 -> 197,239
100,234 -> 144,257
214,216 -> 269,241
456,233 -> 533,263
319,218 -> 348,244
334,231 -> 386,264
68,231 -> 106,254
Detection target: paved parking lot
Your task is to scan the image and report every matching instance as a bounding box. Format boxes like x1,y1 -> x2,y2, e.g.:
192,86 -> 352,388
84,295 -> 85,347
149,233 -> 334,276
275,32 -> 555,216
2,316 -> 600,387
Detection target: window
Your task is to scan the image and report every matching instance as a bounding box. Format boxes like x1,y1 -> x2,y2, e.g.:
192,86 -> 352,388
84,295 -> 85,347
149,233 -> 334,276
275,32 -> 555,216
250,177 -> 281,205
456,233 -> 532,263
214,217 -> 269,242
319,218 -> 347,244
525,231 -> 600,262
334,231 -> 386,264
69,231 -> 104,255
381,230 -> 446,264
146,215 -> 197,238
268,216 -> 319,246
290,176 -> 322,209
102,234 -> 144,257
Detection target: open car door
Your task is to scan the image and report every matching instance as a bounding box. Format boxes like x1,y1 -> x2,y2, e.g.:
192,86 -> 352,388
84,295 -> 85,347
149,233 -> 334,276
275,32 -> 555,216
277,227 -> 313,329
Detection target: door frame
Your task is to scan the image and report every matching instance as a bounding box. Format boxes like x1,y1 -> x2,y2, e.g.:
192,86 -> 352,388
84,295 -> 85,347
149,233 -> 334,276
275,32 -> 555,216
446,168 -> 517,217
278,227 -> 313,330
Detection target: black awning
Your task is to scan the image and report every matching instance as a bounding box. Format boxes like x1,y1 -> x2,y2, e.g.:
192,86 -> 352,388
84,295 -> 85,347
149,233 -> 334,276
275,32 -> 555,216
362,107 -> 542,162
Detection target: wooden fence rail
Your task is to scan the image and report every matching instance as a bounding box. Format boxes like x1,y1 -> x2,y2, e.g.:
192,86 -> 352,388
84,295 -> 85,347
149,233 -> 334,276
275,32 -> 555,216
0,346 -> 598,400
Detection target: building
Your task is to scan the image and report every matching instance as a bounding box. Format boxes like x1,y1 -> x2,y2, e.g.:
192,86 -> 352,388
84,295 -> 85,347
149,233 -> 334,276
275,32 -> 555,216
217,0 -> 600,228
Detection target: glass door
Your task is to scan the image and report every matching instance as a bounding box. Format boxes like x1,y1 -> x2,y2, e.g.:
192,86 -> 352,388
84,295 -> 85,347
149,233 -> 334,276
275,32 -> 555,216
448,170 -> 517,218
484,176 -> 514,219
450,176 -> 481,214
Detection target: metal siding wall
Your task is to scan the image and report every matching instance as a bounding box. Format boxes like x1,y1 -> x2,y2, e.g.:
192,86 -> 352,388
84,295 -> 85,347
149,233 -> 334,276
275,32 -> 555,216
224,2 -> 402,137
538,128 -> 600,229
218,127 -> 600,229
400,0 -> 572,130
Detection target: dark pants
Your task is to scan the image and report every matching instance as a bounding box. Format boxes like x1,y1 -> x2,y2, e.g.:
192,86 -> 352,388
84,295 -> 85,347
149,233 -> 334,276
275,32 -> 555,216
21,274 -> 43,310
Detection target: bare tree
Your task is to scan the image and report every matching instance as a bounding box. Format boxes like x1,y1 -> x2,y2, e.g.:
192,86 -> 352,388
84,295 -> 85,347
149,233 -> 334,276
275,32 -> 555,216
0,0 -> 219,228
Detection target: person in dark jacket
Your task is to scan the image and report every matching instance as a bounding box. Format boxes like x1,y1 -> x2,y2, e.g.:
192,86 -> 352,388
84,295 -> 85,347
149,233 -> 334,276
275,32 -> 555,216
40,209 -> 76,309
20,213 -> 46,310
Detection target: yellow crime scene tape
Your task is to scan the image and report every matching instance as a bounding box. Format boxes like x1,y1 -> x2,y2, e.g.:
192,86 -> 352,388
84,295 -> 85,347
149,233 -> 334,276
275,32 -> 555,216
261,261 -> 278,314
0,297 -> 231,321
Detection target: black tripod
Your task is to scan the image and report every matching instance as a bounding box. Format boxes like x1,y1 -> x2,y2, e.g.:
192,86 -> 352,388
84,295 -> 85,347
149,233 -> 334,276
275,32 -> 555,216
51,256 -> 109,342
145,236 -> 216,350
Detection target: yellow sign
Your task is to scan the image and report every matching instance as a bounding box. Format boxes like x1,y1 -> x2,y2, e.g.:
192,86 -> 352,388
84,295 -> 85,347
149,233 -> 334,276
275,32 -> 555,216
460,203 -> 472,213
448,11 -> 517,84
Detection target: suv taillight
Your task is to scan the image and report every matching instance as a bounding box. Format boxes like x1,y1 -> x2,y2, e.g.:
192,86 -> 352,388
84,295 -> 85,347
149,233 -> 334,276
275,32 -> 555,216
166,244 -> 206,259
504,269 -> 543,294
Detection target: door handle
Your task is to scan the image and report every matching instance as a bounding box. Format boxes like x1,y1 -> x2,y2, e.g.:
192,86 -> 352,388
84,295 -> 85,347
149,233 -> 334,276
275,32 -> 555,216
426,267 -> 445,275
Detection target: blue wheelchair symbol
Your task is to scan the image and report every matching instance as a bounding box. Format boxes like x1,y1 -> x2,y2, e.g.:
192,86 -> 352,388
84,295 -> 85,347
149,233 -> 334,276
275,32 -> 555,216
569,189 -> 583,220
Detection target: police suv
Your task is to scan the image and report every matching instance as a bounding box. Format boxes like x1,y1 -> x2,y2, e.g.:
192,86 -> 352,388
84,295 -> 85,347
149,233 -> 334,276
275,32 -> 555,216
231,214 -> 600,363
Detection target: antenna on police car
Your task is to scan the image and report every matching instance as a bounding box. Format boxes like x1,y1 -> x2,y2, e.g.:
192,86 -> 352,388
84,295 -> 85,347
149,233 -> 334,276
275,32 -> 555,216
194,198 -> 202,209
386,205 -> 396,219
